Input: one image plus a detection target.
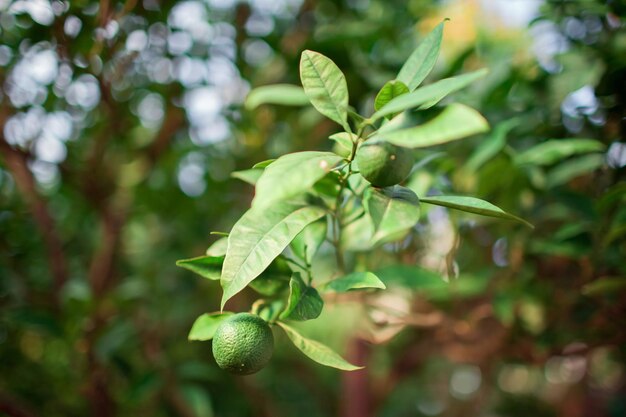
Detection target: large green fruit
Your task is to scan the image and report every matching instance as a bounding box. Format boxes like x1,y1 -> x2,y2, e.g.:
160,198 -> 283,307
212,313 -> 274,375
355,142 -> 415,187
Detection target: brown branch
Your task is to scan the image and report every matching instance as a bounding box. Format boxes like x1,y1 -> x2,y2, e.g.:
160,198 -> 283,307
0,111 -> 68,304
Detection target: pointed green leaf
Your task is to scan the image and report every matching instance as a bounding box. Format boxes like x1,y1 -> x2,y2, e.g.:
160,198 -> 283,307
374,80 -> 410,118
514,139 -> 605,166
420,195 -> 533,228
365,186 -> 421,244
371,69 -> 488,121
245,84 -> 310,110
546,153 -> 605,188
253,151 -> 343,209
176,256 -> 224,280
221,203 -> 326,309
255,299 -> 287,322
300,50 -> 349,127
582,277 -> 626,296
277,322 -> 363,371
280,273 -> 324,321
252,159 -> 275,169
188,312 -> 233,341
379,104 -> 489,148
397,20 -> 446,91
291,218 -> 328,263
231,169 -> 263,185
322,272 -> 386,292
206,237 -> 228,257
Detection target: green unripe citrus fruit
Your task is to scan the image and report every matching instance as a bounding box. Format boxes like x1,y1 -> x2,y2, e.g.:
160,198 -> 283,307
212,313 -> 274,375
355,142 -> 415,187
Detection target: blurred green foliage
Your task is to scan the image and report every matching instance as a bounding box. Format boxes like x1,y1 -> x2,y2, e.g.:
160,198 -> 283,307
0,0 -> 624,416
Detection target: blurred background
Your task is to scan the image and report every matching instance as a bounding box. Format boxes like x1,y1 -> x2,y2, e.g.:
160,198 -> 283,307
0,0 -> 625,416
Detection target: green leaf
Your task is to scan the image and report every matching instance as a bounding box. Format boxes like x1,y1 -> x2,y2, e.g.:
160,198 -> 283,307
546,154 -> 605,188
176,256 -> 224,280
300,50 -> 349,128
276,322 -> 363,371
206,237 -> 228,257
254,299 -> 286,322
322,271 -> 386,292
188,312 -> 233,341
420,195 -> 533,228
280,273 -> 324,321
231,169 -> 263,185
464,119 -> 519,172
582,277 -> 626,296
374,80 -> 410,118
397,20 -> 446,91
221,203 -> 326,309
515,139 -> 605,166
291,218 -> 328,263
245,84 -> 310,110
378,104 -> 489,148
252,159 -> 275,169
365,186 -> 421,244
340,214 -> 374,252
253,151 -> 343,209
371,69 -> 488,121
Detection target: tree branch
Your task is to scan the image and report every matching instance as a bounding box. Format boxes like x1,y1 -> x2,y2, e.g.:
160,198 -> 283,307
0,110 -> 68,305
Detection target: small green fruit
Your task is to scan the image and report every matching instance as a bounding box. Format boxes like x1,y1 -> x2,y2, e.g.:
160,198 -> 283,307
212,313 -> 274,375
355,142 -> 415,187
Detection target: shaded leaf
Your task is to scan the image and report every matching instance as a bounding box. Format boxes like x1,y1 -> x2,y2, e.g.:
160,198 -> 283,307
582,277 -> 626,296
221,203 -> 326,309
188,313 -> 233,341
420,195 -> 533,228
365,186 -> 421,244
252,159 -> 275,169
371,69 -> 488,121
379,104 -> 489,148
397,20 -> 446,91
515,139 -> 605,166
280,273 -> 324,321
176,256 -> 224,280
253,151 -> 343,209
245,84 -> 310,110
277,322 -> 363,371
322,271 -> 386,292
300,50 -> 349,127
291,218 -> 328,263
329,132 -> 354,156
374,80 -> 410,118
248,257 -> 292,296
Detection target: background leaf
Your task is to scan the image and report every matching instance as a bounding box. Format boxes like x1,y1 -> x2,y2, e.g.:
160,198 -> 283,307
379,104 -> 489,148
463,119 -> 519,172
397,20 -> 445,91
221,203 -> 326,309
365,186 -> 421,244
291,218 -> 328,263
277,322 -> 363,371
300,50 -> 350,127
420,195 -> 533,228
280,273 -> 324,321
253,151 -> 343,209
188,313 -> 233,341
515,139 -> 605,166
322,271 -> 386,292
245,84 -> 310,110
